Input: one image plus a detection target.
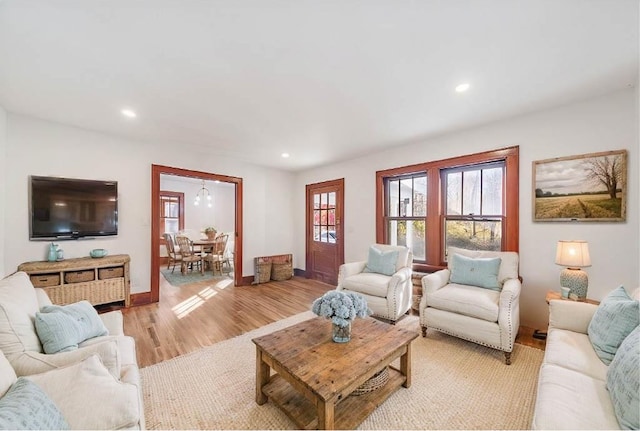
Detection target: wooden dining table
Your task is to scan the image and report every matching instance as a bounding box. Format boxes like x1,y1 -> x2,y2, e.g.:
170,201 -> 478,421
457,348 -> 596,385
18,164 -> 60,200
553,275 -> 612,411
192,238 -> 216,253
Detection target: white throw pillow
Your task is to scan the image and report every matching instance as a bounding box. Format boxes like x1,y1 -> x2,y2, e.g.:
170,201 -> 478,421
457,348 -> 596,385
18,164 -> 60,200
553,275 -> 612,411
0,272 -> 42,356
26,354 -> 139,430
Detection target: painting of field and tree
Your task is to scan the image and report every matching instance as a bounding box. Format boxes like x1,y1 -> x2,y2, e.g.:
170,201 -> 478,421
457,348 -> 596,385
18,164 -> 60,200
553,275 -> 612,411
533,150 -> 627,222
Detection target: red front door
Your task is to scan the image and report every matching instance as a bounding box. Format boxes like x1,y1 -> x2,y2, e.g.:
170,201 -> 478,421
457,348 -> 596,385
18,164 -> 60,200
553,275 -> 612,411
305,179 -> 344,285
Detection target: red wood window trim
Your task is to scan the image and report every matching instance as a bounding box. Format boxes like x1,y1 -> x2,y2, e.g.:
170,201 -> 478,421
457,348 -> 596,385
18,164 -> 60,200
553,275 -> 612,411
376,146 -> 519,272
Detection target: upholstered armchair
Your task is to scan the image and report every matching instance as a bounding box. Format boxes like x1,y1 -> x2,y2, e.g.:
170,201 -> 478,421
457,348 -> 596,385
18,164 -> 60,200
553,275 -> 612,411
337,244 -> 413,323
419,246 -> 521,364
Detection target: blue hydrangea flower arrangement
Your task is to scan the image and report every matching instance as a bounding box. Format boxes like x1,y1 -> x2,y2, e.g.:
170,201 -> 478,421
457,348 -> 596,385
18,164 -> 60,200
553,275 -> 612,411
311,290 -> 371,328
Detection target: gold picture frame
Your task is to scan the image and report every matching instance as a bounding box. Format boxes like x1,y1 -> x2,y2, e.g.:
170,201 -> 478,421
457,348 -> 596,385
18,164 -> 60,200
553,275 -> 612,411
533,149 -> 627,222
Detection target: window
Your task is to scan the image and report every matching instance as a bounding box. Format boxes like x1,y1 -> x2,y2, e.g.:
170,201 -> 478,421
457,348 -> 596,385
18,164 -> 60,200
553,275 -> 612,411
385,174 -> 427,260
159,191 -> 184,239
377,147 -> 519,271
442,162 -> 503,257
313,191 -> 336,244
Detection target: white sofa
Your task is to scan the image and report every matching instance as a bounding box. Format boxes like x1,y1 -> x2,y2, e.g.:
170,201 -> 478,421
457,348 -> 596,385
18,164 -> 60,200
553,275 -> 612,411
0,271 -> 144,429
531,288 -> 639,430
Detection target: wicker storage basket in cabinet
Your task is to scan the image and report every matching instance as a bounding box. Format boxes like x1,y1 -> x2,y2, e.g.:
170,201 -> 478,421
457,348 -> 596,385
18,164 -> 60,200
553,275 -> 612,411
29,274 -> 60,288
17,254 -> 131,307
64,270 -> 95,283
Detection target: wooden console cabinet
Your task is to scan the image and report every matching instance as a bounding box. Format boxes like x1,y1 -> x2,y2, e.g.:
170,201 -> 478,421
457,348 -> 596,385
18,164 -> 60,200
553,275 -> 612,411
18,254 -> 130,307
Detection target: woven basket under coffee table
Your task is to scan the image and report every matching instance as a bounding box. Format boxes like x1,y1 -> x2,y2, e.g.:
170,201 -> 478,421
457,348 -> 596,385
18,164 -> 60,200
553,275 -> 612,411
351,367 -> 389,396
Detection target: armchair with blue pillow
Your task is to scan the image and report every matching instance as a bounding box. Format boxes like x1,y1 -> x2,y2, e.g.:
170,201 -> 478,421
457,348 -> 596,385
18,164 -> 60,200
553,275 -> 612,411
419,246 -> 521,364
0,271 -> 144,429
337,244 -> 413,323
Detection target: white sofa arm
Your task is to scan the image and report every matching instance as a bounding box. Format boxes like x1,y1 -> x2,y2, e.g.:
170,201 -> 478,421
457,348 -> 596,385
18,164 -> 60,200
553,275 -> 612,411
100,310 -> 124,336
421,269 -> 450,295
337,261 -> 367,285
549,300 -> 598,334
388,267 -> 412,291
499,278 -> 521,309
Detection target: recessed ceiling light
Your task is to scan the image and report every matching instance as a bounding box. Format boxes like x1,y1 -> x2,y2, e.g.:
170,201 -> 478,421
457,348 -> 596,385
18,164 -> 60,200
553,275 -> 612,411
121,108 -> 137,118
281,153 -> 290,158
455,83 -> 470,93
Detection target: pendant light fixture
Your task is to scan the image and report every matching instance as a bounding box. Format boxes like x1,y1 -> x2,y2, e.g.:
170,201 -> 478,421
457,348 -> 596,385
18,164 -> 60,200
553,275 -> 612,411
194,179 -> 212,208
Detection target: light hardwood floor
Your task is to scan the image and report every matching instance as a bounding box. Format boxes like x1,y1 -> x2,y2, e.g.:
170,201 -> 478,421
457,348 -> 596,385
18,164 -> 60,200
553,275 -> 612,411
123,272 -> 545,368
122,273 -> 334,367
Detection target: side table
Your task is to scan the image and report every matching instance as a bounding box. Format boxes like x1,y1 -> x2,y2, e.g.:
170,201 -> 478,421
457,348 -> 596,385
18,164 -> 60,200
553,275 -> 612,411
545,290 -> 600,305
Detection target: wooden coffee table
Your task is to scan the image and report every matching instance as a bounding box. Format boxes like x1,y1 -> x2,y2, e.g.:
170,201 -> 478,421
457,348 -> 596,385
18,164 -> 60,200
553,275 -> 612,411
252,317 -> 418,430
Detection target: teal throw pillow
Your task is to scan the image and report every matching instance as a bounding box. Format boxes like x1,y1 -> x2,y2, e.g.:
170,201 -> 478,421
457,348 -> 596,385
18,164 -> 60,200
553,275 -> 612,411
449,254 -> 502,290
363,247 -> 399,276
35,300 -> 108,354
606,325 -> 639,430
0,377 -> 69,430
588,286 -> 639,365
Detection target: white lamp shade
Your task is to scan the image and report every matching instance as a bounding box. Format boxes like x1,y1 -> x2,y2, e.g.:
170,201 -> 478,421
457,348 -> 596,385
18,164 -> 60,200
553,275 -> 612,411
555,240 -> 591,268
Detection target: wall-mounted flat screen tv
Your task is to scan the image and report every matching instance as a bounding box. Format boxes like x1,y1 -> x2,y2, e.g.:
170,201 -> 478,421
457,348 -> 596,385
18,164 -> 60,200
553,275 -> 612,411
30,176 -> 118,240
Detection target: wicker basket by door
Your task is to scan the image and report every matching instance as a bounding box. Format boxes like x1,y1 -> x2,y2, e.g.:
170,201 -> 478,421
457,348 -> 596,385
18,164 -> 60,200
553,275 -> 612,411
271,262 -> 293,281
254,262 -> 272,284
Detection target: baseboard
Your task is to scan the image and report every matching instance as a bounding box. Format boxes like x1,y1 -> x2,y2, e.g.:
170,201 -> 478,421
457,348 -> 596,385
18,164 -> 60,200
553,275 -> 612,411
240,275 -> 254,286
130,292 -> 152,306
293,268 -> 306,277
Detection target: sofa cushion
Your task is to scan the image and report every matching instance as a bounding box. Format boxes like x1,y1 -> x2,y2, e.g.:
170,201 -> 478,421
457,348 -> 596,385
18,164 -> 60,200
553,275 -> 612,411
0,377 -> 69,430
0,351 -> 16,398
607,325 -> 640,430
363,246 -> 399,276
0,272 -> 42,356
341,272 -> 393,297
448,246 -> 519,285
588,285 -> 639,364
449,254 -> 502,290
532,363 -> 619,430
544,328 -> 608,381
35,300 -> 108,354
26,354 -> 140,430
426,283 -> 500,322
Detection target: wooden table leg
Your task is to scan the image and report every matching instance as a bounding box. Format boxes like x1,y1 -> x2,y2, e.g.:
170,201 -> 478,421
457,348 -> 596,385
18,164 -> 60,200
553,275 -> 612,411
317,399 -> 335,430
400,343 -> 412,388
255,348 -> 270,405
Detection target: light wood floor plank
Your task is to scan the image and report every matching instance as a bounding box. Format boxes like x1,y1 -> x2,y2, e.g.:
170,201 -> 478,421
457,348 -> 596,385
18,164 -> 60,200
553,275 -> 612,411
122,273 -> 333,368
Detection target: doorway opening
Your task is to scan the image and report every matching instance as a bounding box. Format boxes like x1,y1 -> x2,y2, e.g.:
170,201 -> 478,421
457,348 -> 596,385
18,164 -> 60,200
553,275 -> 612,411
151,164 -> 244,303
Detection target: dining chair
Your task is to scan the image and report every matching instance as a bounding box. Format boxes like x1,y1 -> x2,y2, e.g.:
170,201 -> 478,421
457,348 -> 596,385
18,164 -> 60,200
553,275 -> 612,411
204,234 -> 228,275
162,233 -> 182,273
175,235 -> 204,275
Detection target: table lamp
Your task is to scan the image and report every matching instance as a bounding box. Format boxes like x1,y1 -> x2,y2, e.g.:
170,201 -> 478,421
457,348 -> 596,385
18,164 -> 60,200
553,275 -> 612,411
555,240 -> 591,300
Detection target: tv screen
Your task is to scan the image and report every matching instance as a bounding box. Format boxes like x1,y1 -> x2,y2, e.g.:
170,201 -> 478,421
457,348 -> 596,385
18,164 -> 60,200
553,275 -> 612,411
30,176 -> 118,240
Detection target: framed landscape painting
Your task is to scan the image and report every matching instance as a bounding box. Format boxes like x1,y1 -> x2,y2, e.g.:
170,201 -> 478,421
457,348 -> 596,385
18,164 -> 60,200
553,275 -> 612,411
533,149 -> 627,222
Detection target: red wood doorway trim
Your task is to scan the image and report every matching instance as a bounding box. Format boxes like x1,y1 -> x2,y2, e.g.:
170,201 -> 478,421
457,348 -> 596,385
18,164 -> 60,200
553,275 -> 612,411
151,164 -> 244,303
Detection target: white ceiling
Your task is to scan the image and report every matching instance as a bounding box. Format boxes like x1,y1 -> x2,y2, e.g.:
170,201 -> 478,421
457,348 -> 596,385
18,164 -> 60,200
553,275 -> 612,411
0,1 -> 637,171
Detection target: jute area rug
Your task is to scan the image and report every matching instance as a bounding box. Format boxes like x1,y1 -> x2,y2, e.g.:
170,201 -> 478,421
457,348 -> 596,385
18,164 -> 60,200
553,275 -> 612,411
141,312 -> 543,430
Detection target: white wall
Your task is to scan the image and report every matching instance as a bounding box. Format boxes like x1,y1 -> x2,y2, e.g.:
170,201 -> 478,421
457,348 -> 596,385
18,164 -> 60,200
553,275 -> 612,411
294,89 -> 639,329
159,176 -> 235,234
0,105 -> 6,277
4,114 -> 296,292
